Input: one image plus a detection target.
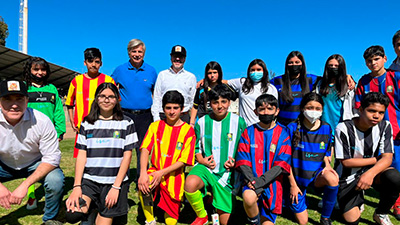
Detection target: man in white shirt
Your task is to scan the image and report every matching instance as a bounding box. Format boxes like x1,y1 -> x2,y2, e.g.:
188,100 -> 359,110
151,45 -> 197,123
0,79 -> 64,225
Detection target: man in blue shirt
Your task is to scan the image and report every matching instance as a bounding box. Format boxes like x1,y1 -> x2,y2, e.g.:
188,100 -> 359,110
111,39 -> 157,184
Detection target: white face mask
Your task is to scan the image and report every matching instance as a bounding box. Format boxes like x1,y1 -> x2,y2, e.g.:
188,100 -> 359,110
303,110 -> 322,124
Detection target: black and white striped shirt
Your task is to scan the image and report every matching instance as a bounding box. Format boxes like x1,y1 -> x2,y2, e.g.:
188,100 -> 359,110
335,119 -> 393,184
76,115 -> 138,184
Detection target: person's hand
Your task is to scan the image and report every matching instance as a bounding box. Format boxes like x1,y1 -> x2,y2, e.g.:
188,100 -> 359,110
0,184 -> 11,209
247,181 -> 255,190
321,165 -> 339,179
9,184 -> 28,205
149,170 -> 164,190
347,74 -> 356,90
290,185 -> 303,204
201,155 -> 216,169
196,79 -> 204,89
138,174 -> 151,195
66,187 -> 83,212
356,171 -> 374,190
70,121 -> 79,133
224,156 -> 235,170
105,187 -> 120,209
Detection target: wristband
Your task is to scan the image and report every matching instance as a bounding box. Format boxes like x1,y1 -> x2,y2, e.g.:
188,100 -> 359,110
112,185 -> 121,190
73,185 -> 81,188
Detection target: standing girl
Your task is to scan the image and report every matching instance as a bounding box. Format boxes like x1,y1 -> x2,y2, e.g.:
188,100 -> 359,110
286,92 -> 339,225
23,57 -> 66,210
228,59 -> 278,126
65,83 -> 137,225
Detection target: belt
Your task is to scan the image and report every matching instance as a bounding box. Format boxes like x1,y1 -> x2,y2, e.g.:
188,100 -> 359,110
123,108 -> 151,115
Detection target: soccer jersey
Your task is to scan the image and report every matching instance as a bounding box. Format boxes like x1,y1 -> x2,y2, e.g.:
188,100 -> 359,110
270,74 -> 318,126
355,70 -> 400,140
195,112 -> 247,189
27,84 -> 66,139
335,119 -> 393,184
75,115 -> 138,184
236,123 -> 292,214
287,121 -> 332,188
65,73 -> 115,129
141,120 -> 195,201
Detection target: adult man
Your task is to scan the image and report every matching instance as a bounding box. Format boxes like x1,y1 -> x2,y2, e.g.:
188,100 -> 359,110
111,39 -> 157,182
0,79 -> 64,225
151,45 -> 197,123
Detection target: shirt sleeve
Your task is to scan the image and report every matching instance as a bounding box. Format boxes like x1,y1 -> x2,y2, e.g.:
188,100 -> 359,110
187,75 -> 197,109
335,124 -> 349,159
354,81 -> 364,109
125,119 -> 139,151
193,88 -> 201,109
178,126 -> 196,166
227,78 -> 242,92
39,116 -> 61,167
75,122 -> 88,151
140,122 -> 155,151
151,73 -> 163,121
273,132 -> 291,174
65,78 -> 76,106
52,86 -> 66,138
194,122 -> 202,154
380,122 -> 394,154
235,129 -> 252,168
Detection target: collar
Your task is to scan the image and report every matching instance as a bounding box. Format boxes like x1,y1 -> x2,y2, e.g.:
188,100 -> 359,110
128,60 -> 146,71
396,57 -> 400,65
168,67 -> 185,74
0,108 -> 31,125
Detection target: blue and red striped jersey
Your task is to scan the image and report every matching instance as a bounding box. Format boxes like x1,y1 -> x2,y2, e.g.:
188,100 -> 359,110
355,70 -> 400,140
287,121 -> 332,188
236,123 -> 292,214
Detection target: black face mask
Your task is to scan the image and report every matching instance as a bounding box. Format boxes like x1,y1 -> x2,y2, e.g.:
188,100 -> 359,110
327,68 -> 339,78
30,73 -> 47,83
288,65 -> 302,76
259,114 -> 275,124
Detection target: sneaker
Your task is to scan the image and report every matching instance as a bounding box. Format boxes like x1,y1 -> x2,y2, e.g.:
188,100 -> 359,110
145,220 -> 156,225
360,204 -> 365,214
393,204 -> 400,220
319,217 -> 332,225
191,216 -> 208,225
373,211 -> 394,225
26,197 -> 37,210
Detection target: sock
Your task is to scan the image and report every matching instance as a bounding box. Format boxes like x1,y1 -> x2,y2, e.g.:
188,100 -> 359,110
321,185 -> 339,218
247,214 -> 260,225
139,192 -> 155,223
27,183 -> 35,199
164,212 -> 177,225
185,190 -> 207,218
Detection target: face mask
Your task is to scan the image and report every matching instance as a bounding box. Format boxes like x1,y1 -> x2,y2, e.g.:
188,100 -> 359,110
327,67 -> 339,78
249,71 -> 263,82
259,113 -> 275,124
288,65 -> 302,76
29,73 -> 47,83
303,110 -> 322,124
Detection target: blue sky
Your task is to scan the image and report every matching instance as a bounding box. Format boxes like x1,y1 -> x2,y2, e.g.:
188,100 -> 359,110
1,0 -> 399,82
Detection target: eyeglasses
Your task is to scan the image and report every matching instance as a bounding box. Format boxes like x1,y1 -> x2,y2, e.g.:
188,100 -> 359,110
98,95 -> 117,101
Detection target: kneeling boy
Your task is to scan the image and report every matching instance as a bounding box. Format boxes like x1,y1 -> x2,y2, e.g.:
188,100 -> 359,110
138,91 -> 196,225
236,94 -> 292,225
185,85 -> 247,225
336,92 -> 400,225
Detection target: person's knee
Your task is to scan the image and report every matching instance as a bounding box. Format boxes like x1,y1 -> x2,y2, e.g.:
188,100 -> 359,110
44,168 -> 64,193
381,168 -> 400,191
65,211 -> 88,224
184,175 -> 202,193
243,190 -> 258,207
320,171 -> 339,186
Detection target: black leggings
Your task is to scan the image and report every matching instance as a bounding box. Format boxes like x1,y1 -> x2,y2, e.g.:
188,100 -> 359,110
373,168 -> 400,214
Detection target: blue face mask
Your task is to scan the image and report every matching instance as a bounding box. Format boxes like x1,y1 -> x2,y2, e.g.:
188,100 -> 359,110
250,71 -> 263,82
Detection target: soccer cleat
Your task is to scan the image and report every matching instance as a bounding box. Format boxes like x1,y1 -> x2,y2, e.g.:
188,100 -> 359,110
145,220 -> 156,225
373,211 -> 394,225
319,217 -> 332,225
26,197 -> 37,210
191,216 -> 208,225
393,204 -> 400,220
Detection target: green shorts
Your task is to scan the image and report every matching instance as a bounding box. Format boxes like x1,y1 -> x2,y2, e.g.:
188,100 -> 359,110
188,164 -> 236,213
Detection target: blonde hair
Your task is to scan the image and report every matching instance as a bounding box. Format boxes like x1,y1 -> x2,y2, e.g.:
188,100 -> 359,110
127,39 -> 146,52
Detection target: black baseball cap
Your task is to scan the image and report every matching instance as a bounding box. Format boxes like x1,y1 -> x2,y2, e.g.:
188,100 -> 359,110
170,45 -> 187,57
0,79 -> 28,98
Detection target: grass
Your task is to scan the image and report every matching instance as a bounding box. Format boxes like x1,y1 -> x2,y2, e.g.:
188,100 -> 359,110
0,139 -> 397,224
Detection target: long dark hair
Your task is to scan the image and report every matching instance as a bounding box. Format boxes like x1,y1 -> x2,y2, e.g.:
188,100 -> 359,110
242,59 -> 270,94
280,51 -> 309,103
291,92 -> 324,148
320,54 -> 348,97
202,61 -> 223,108
84,83 -> 123,124
23,57 -> 51,86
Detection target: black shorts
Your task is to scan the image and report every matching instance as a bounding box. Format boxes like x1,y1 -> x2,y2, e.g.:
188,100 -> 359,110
82,179 -> 130,218
337,177 -> 365,214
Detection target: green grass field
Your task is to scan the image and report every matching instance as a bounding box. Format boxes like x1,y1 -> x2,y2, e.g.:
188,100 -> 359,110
0,139 -> 397,225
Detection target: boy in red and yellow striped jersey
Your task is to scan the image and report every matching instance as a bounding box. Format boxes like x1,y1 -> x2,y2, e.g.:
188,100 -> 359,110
65,48 -> 115,157
138,90 -> 195,225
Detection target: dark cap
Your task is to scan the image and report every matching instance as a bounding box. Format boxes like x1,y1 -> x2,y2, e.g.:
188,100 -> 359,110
170,45 -> 186,57
0,80 -> 28,98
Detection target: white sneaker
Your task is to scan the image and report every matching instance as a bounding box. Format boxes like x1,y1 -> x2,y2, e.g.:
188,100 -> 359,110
359,204 -> 364,214
26,197 -> 37,210
373,211 -> 393,225
145,220 -> 156,225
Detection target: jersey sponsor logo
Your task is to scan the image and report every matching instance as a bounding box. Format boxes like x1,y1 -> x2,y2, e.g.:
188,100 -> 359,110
250,144 -> 258,148
270,144 -> 276,153
176,142 -> 183,150
87,133 -> 93,138
35,97 -> 47,102
297,143 -> 304,149
292,93 -> 299,96
113,131 -> 121,138
320,142 -> 325,150
204,134 -> 212,139
161,152 -> 172,158
258,159 -> 266,164
387,85 -> 394,93
96,139 -> 110,144
305,153 -> 319,158
227,133 -> 233,141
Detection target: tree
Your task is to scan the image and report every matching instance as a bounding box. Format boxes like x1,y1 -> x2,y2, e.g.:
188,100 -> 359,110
0,16 -> 9,46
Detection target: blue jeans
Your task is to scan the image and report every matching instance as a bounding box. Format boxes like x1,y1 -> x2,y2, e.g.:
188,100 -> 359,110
0,160 -> 65,222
